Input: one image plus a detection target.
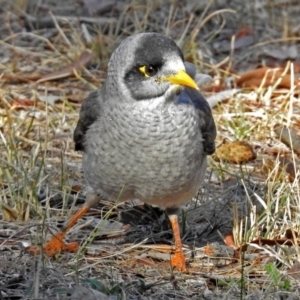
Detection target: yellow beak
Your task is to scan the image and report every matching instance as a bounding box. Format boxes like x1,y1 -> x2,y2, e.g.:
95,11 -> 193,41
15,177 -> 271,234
165,70 -> 199,90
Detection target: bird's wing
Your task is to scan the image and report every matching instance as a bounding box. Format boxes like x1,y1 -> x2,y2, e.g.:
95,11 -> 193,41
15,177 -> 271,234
73,88 -> 105,151
182,62 -> 216,155
183,88 -> 216,155
184,61 -> 197,79
184,61 -> 212,86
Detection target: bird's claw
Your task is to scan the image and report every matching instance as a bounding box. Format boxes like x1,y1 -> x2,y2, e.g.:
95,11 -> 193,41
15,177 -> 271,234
25,232 -> 79,256
171,250 -> 187,272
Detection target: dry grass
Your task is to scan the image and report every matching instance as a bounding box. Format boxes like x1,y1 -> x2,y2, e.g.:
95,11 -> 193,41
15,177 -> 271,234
1,0 -> 300,299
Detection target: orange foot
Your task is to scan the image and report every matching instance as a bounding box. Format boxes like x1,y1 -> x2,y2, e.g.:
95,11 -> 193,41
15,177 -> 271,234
25,204 -> 90,257
171,250 -> 187,272
25,232 -> 79,256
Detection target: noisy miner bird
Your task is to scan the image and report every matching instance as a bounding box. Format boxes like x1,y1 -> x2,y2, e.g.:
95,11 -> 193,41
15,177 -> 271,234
28,32 -> 216,271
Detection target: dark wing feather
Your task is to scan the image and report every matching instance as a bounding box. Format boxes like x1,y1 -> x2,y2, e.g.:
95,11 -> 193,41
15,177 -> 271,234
183,61 -> 197,79
181,62 -> 216,155
73,89 -> 104,151
181,87 -> 216,155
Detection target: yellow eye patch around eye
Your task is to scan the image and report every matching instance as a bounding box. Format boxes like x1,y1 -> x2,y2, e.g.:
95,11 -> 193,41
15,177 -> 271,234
138,66 -> 150,78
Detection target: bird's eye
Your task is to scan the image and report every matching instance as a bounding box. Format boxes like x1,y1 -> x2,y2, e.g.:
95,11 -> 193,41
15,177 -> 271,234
138,65 -> 158,78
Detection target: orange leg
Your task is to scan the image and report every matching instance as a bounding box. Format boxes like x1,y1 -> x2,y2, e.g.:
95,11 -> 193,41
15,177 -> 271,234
43,205 -> 90,256
168,213 -> 187,272
26,194 -> 101,256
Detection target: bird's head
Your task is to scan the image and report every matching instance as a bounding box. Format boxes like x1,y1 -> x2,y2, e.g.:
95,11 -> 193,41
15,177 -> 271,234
106,32 -> 199,104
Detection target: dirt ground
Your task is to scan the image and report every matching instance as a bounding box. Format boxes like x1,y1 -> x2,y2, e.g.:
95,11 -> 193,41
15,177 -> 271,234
1,0 -> 300,299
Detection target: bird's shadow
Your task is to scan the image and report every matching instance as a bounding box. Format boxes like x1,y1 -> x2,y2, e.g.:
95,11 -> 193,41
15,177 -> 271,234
120,178 -> 264,248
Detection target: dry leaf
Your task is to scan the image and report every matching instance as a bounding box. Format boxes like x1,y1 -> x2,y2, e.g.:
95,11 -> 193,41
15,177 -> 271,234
11,99 -> 35,109
236,66 -> 300,89
71,184 -> 82,193
135,257 -> 156,267
37,50 -> 95,83
1,203 -> 18,221
224,232 -> 236,248
214,141 -> 256,164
